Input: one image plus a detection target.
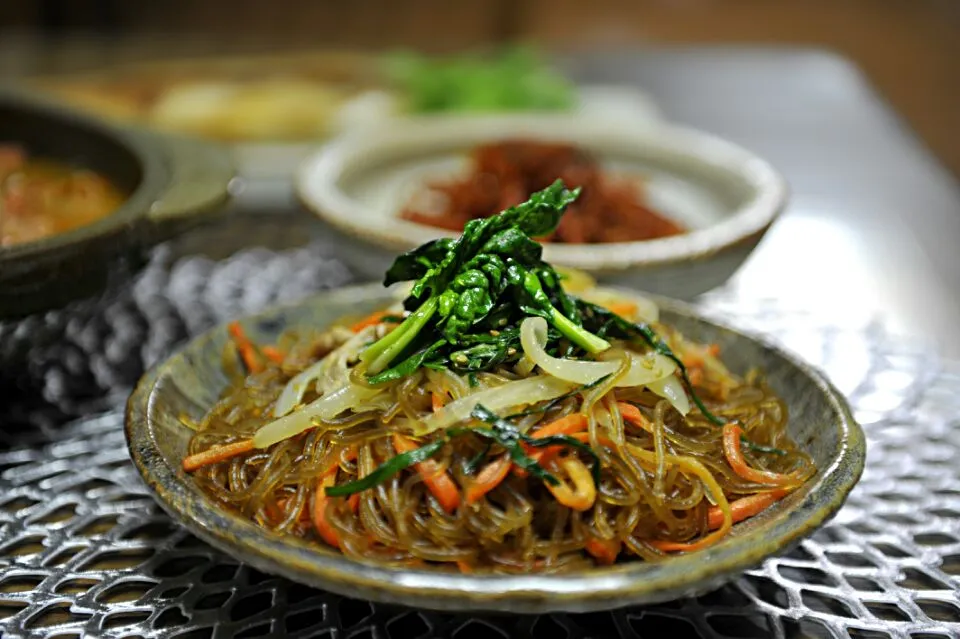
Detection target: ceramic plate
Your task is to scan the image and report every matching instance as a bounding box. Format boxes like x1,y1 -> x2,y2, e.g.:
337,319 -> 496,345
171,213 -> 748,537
126,284 -> 864,613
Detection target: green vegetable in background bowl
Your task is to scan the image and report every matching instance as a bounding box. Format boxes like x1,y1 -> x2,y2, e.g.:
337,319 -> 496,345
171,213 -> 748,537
384,47 -> 576,113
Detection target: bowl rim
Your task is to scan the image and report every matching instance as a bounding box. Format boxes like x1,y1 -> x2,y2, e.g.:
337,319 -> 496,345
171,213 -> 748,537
295,114 -> 789,272
125,283 -> 865,613
0,89 -> 170,262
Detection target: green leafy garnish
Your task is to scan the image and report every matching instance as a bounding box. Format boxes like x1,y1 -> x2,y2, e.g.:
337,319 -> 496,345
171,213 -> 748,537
738,436 -> 786,456
361,181 -> 610,377
463,442 -> 492,474
324,405 -> 603,498
470,404 -> 601,485
324,438 -> 446,497
452,423 -> 559,486
366,338 -> 447,385
385,47 -> 576,114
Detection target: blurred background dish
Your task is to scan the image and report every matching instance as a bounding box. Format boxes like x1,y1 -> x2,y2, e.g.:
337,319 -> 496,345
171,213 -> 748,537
28,47 -> 661,141
27,50 -> 380,142
0,144 -> 126,247
297,114 -> 785,299
0,91 -> 235,318
25,47 -> 662,180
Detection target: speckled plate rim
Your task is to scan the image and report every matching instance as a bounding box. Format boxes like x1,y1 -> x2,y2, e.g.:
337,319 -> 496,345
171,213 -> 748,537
295,115 -> 788,273
125,283 -> 864,614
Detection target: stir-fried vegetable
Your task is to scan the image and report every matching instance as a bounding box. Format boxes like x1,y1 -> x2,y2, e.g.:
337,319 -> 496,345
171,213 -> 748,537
361,180 -> 610,377
385,47 -> 575,114
321,404 -> 597,500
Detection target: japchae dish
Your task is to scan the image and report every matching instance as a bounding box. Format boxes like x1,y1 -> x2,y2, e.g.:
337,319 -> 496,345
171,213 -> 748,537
184,181 -> 814,573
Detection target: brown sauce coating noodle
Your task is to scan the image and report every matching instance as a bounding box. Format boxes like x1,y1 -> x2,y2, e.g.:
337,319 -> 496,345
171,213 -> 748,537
186,315 -> 815,573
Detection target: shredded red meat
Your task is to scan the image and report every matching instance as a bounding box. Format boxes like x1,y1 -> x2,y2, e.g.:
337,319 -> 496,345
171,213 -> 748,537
400,140 -> 684,243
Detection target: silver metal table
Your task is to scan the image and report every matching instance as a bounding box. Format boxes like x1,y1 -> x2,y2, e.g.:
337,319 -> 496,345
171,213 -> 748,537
559,47 -> 960,356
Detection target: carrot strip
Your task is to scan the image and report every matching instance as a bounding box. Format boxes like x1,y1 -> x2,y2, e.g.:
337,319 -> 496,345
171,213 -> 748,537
687,367 -> 704,387
566,432 -> 616,447
514,413 -> 588,478
228,321 -> 264,374
182,439 -> 254,472
529,413 -> 589,439
350,310 -> 390,333
392,434 -> 461,513
651,489 -> 792,554
603,301 -> 638,318
585,538 -> 621,565
261,346 -> 286,364
545,457 -> 596,511
722,424 -> 800,487
618,402 -> 653,433
312,474 -> 341,548
347,493 -> 361,513
432,391 -> 446,413
320,445 -> 359,477
706,489 -> 790,530
681,343 -> 720,369
265,499 -> 284,524
465,454 -> 511,504
312,452 -> 363,548
456,561 -> 473,574
523,430 -> 617,474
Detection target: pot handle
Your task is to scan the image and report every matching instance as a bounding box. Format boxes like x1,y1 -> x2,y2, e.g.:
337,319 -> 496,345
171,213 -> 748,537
146,134 -> 236,236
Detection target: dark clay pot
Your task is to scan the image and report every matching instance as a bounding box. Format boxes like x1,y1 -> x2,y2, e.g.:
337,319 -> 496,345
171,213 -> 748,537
0,89 -> 235,318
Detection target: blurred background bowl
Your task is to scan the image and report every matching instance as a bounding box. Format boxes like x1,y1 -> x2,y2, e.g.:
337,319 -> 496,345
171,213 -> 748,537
0,91 -> 236,318
296,114 -> 786,299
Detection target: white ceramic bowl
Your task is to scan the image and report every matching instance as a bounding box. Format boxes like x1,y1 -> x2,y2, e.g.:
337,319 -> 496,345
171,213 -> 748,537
296,114 -> 787,299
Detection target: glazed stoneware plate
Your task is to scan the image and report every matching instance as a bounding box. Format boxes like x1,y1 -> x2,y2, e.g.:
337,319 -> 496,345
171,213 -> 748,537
296,115 -> 787,299
125,284 -> 865,614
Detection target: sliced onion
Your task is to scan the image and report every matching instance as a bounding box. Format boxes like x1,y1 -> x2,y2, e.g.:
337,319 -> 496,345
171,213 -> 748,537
273,326 -> 375,418
414,374 -> 578,435
520,317 -> 675,388
647,375 -> 690,416
273,359 -> 328,417
254,382 -> 379,449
